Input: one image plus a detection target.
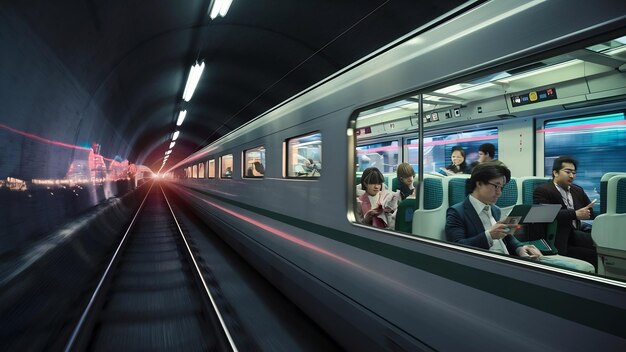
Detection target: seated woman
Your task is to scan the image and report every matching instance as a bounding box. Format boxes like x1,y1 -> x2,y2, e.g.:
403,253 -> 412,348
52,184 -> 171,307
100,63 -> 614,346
356,167 -> 399,229
440,146 -> 469,175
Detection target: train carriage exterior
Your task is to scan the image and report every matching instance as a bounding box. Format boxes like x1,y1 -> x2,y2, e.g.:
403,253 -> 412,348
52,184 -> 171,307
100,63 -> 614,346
168,1 -> 626,351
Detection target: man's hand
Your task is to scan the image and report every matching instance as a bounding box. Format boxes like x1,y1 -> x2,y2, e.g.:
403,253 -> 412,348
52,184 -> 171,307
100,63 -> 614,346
575,200 -> 596,220
517,245 -> 542,259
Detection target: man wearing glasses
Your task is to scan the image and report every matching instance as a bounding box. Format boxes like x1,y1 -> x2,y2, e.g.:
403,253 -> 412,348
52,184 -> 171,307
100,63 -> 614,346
445,163 -> 541,257
533,156 -> 597,269
445,161 -> 595,272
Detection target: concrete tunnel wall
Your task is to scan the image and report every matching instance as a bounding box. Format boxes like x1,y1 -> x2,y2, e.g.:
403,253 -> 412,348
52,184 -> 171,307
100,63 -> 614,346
0,7 -> 134,253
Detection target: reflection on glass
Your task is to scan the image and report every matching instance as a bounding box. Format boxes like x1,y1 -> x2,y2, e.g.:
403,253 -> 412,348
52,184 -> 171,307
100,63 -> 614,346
221,154 -> 233,178
287,133 -> 321,178
244,146 -> 265,178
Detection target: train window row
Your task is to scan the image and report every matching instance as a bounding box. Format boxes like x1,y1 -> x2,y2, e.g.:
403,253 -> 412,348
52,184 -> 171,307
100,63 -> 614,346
352,34 -> 626,279
184,132 -> 322,179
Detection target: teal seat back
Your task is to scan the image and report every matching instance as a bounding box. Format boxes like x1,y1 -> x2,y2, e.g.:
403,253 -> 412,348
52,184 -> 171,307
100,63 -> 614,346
600,172 -> 626,214
395,198 -> 417,233
496,178 -> 518,208
392,177 -> 399,192
522,178 -> 548,205
423,178 -> 443,210
448,178 -> 468,206
617,178 -> 626,214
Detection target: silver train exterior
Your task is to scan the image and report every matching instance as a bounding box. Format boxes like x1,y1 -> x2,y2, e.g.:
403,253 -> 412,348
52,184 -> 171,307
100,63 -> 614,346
170,1 -> 626,351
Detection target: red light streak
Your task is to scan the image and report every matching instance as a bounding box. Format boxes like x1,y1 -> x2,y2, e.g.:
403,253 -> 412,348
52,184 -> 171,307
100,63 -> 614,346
1,123 -> 91,151
168,184 -> 482,308
176,187 -> 355,265
536,120 -> 626,133
422,135 -> 497,147
358,135 -> 498,154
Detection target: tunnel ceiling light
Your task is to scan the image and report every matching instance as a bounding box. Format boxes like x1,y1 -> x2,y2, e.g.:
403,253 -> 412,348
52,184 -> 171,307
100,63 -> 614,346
172,131 -> 180,141
176,110 -> 187,126
209,0 -> 233,19
165,150 -> 172,155
182,62 -> 205,102
169,141 -> 176,149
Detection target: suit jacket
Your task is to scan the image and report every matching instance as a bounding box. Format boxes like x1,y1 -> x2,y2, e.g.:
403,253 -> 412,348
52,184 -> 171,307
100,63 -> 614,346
445,198 -> 523,254
533,181 -> 594,255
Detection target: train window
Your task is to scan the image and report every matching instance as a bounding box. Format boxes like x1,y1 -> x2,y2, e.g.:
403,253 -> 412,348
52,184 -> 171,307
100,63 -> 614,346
198,162 -> 205,178
286,132 -> 321,178
192,164 -> 198,178
424,129 -> 498,175
243,146 -> 265,178
356,140 -> 400,174
403,137 -> 419,173
348,32 -> 626,280
220,154 -> 233,179
542,112 -> 626,210
208,159 -> 215,178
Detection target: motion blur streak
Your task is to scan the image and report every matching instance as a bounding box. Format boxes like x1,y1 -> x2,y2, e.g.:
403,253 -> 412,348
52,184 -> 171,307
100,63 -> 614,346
537,119 -> 626,133
0,123 -> 91,151
173,184 -> 530,342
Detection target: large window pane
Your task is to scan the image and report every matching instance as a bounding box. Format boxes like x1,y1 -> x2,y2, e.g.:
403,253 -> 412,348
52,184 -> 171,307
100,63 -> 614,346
543,112 -> 626,210
287,132 -> 322,178
208,159 -> 215,178
221,154 -> 233,179
356,140 -> 400,173
244,146 -> 266,178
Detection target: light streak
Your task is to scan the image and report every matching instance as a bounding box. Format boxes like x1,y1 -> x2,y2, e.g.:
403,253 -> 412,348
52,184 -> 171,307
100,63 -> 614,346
537,120 -> 626,133
0,122 -> 122,162
0,123 -> 91,151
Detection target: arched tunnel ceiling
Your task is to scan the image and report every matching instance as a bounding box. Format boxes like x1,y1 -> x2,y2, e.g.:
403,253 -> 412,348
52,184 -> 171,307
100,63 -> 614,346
5,0 -> 467,172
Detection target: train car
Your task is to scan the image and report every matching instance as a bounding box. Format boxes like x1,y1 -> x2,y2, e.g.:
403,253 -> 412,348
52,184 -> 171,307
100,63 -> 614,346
168,1 -> 626,351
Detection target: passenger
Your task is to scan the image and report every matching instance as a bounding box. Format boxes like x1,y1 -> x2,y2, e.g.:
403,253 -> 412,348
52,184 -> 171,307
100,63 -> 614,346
445,163 -> 594,272
356,167 -> 399,229
396,162 -> 415,200
441,146 -> 469,175
468,143 -> 504,172
246,161 -> 264,177
252,161 -> 264,176
224,167 -> 232,177
533,156 -> 597,269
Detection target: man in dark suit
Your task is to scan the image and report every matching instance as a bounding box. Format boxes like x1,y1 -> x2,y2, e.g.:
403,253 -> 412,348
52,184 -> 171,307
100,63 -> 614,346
533,156 -> 597,268
446,163 -> 541,257
445,162 -> 595,272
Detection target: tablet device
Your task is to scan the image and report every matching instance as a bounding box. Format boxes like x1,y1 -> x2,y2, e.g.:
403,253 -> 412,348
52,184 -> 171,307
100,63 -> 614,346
503,204 -> 561,224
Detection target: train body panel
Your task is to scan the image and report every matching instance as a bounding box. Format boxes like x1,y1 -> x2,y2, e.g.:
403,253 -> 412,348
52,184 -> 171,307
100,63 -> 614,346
171,1 -> 626,350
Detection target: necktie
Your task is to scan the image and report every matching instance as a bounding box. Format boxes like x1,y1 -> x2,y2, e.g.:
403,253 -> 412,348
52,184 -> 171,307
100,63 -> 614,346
480,206 -> 494,230
565,190 -> 578,229
482,205 -> 508,254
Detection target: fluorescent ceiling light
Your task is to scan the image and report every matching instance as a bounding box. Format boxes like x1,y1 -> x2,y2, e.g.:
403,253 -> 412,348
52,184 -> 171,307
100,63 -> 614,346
172,131 -> 180,141
169,141 -> 176,149
176,110 -> 187,126
209,0 -> 233,19
165,150 -> 172,155
182,62 -> 205,102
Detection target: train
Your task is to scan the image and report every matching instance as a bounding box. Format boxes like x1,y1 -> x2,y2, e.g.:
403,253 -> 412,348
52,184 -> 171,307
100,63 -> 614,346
166,1 -> 626,351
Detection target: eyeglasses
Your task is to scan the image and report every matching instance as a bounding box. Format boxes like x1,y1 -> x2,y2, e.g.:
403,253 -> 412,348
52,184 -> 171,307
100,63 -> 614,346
486,182 -> 504,192
560,168 -> 577,175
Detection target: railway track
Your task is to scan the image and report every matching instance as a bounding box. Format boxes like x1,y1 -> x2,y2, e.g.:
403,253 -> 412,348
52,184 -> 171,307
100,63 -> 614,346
64,182 -> 237,351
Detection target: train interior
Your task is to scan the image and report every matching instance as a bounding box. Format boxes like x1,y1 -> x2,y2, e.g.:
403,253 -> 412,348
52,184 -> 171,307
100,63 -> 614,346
354,34 -> 626,280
